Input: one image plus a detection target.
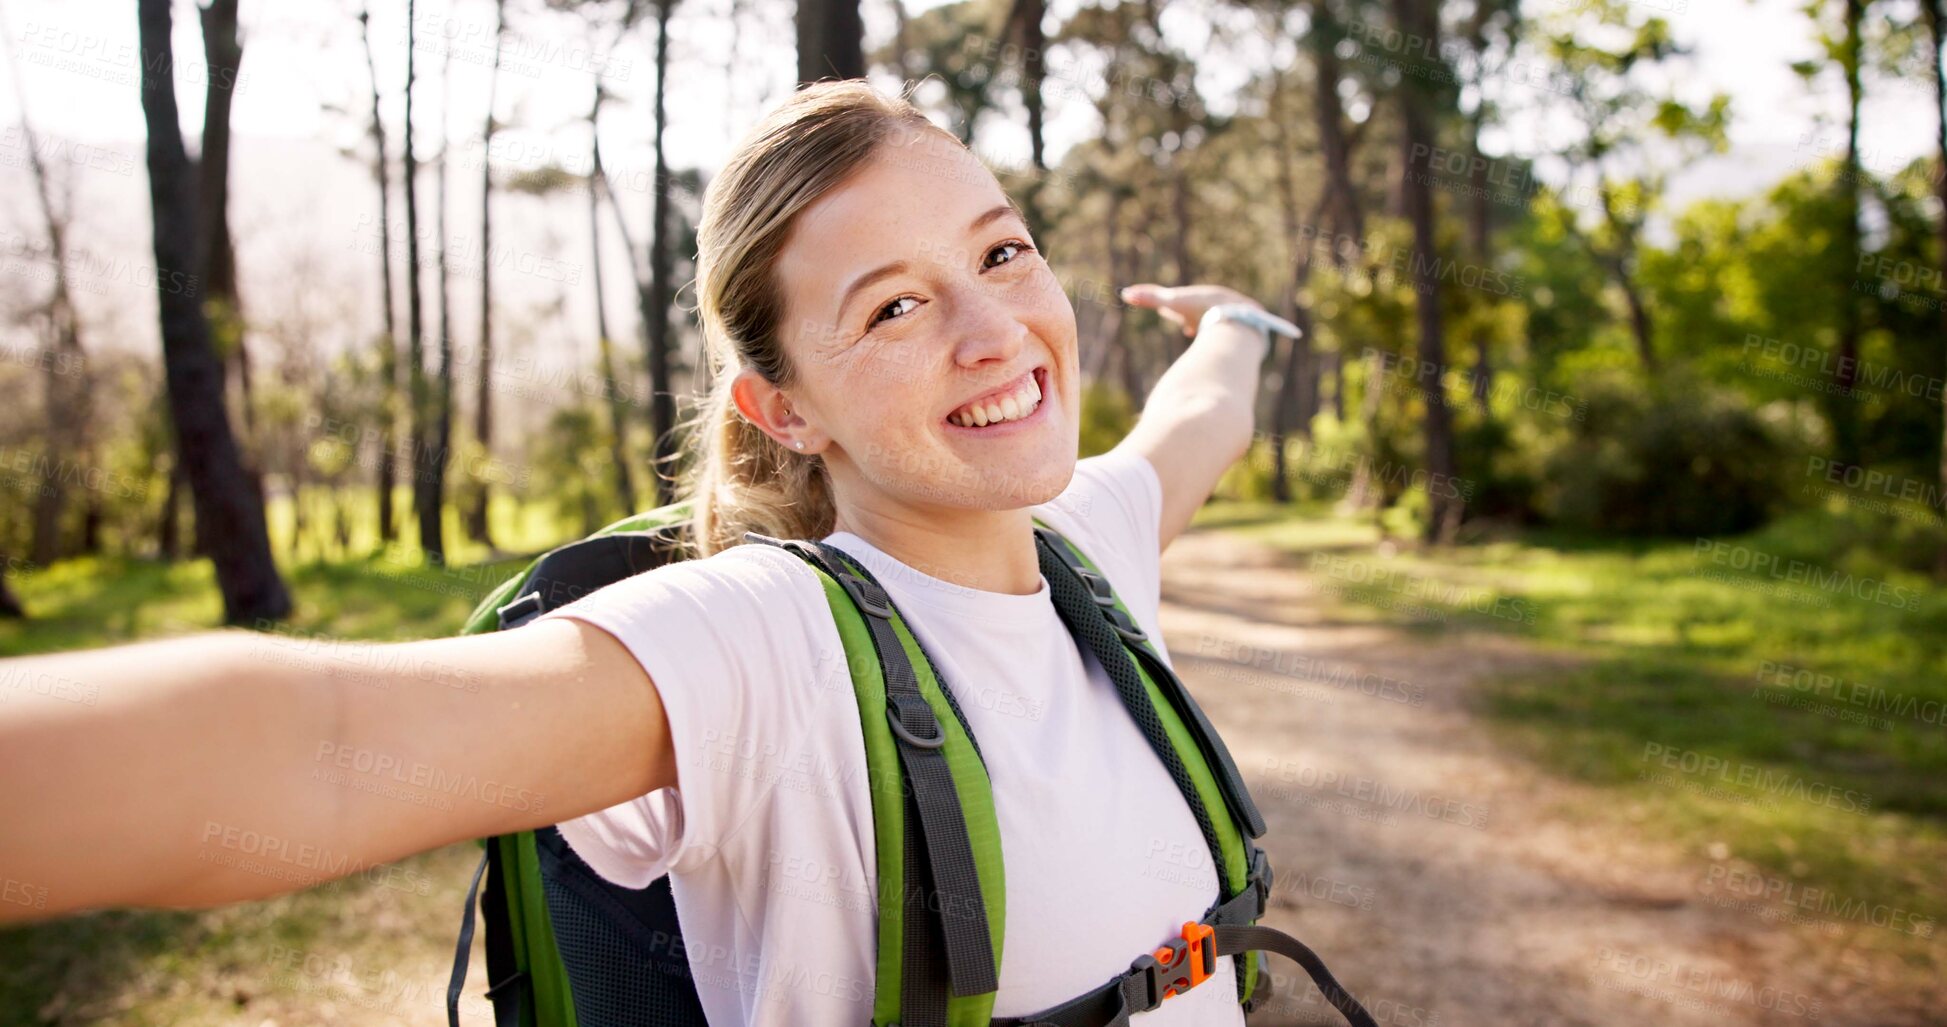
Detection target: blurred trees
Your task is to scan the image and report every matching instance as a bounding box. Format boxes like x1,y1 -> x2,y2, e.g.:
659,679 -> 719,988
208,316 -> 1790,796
2,0 -> 1944,625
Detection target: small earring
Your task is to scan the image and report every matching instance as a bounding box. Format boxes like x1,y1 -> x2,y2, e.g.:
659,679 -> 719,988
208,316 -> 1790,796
794,440 -> 806,450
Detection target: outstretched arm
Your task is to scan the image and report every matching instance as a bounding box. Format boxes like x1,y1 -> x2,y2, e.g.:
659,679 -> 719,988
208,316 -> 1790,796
1113,283 -> 1276,549
0,618 -> 673,922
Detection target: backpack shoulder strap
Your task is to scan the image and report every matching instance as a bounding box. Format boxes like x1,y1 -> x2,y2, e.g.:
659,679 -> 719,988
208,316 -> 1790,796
1028,524 -> 1268,1006
747,533 -> 1005,1027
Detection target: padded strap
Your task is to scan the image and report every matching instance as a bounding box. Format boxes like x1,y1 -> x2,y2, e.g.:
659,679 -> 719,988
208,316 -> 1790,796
746,534 -> 1000,1023
1032,531 -> 1229,885
1035,527 -> 1265,839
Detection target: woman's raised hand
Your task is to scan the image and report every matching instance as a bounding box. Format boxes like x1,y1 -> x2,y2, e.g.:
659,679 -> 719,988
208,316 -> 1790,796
1118,283 -> 1265,338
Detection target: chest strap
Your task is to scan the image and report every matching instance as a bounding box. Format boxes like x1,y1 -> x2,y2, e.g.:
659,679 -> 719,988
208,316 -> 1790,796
993,852 -> 1378,1027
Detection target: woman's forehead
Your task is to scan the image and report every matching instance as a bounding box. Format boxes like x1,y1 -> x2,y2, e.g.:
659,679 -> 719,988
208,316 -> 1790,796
777,144 -> 1015,320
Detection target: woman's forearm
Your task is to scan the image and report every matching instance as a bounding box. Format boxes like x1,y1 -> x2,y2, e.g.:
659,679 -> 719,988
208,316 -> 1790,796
0,630 -> 351,918
1125,316 -> 1274,544
0,619 -> 673,922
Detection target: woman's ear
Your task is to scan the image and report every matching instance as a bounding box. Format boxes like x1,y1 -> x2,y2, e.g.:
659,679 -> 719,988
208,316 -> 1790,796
730,368 -> 821,453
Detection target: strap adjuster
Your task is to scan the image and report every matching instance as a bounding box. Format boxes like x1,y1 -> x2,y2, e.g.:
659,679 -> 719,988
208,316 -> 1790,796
836,570 -> 893,619
1076,568 -> 1117,607
1127,920 -> 1217,1010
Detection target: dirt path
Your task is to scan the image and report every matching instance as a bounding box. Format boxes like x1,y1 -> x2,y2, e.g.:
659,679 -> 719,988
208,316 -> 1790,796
1160,530 -> 1922,1027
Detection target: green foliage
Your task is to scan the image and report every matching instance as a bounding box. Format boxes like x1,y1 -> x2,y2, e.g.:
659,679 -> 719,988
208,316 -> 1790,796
1076,381 -> 1134,458
1535,373 -> 1791,537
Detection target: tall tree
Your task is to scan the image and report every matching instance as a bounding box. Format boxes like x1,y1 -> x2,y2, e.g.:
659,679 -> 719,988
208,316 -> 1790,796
357,2 -> 401,545
1814,0 -> 1872,464
198,0 -> 252,436
136,0 -> 291,622
645,0 -> 680,504
403,0 -> 440,561
1390,0 -> 1462,541
3,27 -> 91,565
797,0 -> 863,84
1927,0 -> 1947,568
428,33 -> 457,564
1002,0 -> 1048,169
1545,7 -> 1727,376
467,0 -> 506,548
589,77 -> 638,512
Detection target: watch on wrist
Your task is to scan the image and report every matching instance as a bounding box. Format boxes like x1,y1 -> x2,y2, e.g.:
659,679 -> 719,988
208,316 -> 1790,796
1198,302 -> 1304,340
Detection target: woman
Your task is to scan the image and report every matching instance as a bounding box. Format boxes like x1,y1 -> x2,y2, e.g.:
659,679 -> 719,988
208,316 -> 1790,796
0,81 -> 1292,1024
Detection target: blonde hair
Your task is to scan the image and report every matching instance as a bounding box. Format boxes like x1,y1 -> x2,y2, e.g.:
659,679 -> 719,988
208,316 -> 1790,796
682,80 -> 954,555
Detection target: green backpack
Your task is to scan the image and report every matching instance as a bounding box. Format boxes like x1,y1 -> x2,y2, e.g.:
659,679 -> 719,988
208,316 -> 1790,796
444,502 -> 1376,1027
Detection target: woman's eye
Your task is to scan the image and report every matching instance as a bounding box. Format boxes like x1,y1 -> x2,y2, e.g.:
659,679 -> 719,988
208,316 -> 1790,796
984,241 -> 1034,269
871,296 -> 919,327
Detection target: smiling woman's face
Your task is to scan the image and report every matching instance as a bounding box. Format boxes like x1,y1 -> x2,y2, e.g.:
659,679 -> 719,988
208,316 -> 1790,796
763,130 -> 1081,519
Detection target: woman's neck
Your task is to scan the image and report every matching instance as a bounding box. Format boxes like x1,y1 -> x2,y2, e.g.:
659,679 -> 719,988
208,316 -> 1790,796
830,500 -> 1042,596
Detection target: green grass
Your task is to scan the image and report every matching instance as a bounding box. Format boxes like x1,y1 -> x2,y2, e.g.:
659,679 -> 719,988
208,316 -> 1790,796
1201,500 -> 1947,957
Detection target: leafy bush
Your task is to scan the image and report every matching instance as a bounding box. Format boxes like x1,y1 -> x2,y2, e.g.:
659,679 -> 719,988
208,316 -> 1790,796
1535,373 -> 1787,537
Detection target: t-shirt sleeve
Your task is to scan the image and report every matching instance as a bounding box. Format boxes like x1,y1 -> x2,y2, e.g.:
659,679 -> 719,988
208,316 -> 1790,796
529,543 -> 842,888
1032,446 -> 1167,641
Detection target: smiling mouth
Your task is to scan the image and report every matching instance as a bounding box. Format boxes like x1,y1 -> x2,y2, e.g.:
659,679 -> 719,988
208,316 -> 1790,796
945,367 -> 1047,429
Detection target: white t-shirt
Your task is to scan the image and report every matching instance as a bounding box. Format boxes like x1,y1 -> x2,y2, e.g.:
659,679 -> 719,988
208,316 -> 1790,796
535,449 -> 1244,1026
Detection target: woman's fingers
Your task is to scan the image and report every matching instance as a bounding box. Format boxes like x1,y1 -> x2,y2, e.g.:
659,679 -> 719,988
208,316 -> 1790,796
1119,283 -> 1172,308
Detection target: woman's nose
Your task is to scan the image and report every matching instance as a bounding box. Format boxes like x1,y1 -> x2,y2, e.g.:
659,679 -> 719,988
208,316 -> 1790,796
948,288 -> 1030,369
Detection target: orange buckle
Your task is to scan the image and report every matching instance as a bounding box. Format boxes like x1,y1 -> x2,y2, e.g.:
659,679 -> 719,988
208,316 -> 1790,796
1131,921 -> 1217,1006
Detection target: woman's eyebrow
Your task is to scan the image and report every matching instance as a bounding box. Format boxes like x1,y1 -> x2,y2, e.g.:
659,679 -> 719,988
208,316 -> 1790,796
969,200 -> 1026,233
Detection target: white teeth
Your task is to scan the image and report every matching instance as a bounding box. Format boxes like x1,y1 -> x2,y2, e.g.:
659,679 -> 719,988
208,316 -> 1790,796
949,373 -> 1045,428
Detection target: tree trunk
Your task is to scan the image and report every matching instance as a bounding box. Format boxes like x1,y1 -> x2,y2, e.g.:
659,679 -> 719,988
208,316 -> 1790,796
1312,0 -> 1365,244
1465,82 -> 1494,413
1833,0 -> 1866,466
1010,0 -> 1046,170
1928,0 -> 1947,576
138,0 -> 291,623
198,0 -> 252,437
428,40 -> 456,565
1268,73 -> 1327,502
797,0 -> 863,84
1391,0 -> 1462,542
645,0 -> 679,505
590,84 -> 638,513
358,4 -> 401,545
467,0 -> 505,548
403,0 -> 439,562
159,459 -> 183,560
0,558 -> 22,619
